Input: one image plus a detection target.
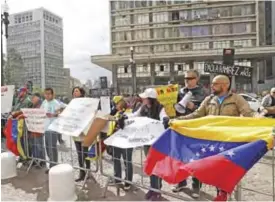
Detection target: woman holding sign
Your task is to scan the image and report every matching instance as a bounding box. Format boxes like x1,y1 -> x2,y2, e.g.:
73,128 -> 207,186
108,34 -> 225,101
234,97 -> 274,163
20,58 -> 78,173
126,88 -> 170,201
71,87 -> 91,182
109,96 -> 134,191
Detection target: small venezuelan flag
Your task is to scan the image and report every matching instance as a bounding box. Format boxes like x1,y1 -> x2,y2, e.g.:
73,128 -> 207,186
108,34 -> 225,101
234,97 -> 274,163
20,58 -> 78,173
144,116 -> 275,194
4,119 -> 27,159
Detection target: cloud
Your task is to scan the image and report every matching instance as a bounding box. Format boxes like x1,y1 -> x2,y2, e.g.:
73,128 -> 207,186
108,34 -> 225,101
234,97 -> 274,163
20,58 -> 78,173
5,0 -> 111,83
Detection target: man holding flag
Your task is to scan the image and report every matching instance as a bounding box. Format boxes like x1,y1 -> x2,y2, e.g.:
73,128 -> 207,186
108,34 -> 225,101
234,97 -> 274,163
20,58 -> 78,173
144,75 -> 269,201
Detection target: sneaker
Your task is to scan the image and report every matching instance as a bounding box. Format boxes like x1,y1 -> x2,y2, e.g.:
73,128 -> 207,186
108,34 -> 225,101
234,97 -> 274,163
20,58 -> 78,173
172,181 -> 187,193
214,190 -> 228,201
145,190 -> 154,200
191,188 -> 200,198
150,192 -> 161,201
124,184 -> 131,191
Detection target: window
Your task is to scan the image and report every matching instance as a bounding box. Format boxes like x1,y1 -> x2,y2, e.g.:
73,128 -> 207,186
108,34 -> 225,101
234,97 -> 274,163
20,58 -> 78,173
233,23 -> 249,33
213,25 -> 230,35
22,16 -> 25,22
124,66 -> 128,73
232,6 -> 242,16
160,65 -> 164,72
171,11 -> 179,21
177,64 -> 183,71
191,26 -> 209,36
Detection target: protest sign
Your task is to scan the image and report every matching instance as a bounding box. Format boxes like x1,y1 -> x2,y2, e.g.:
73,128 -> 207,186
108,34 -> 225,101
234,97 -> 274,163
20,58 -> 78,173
100,96 -> 111,115
104,117 -> 165,149
83,117 -> 108,147
155,84 -> 178,117
21,108 -> 46,133
48,98 -> 99,137
1,85 -> 15,114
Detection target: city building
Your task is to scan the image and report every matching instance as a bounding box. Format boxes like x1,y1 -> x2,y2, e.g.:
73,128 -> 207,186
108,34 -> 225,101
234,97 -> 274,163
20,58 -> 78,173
69,76 -> 82,89
91,0 -> 275,94
6,7 -> 70,96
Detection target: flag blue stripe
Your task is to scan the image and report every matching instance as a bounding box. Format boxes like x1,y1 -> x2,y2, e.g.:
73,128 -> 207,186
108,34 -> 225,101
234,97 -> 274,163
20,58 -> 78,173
152,129 -> 267,170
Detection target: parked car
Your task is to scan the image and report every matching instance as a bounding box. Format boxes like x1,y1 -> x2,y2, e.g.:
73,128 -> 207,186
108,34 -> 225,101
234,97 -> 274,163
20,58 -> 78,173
239,93 -> 261,112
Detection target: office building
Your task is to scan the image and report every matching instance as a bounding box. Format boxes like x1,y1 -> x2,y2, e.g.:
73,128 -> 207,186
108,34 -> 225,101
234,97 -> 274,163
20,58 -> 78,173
91,0 -> 275,94
6,7 -> 70,96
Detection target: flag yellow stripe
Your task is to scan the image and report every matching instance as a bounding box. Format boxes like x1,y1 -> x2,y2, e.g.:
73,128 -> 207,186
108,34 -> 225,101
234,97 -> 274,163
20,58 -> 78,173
171,116 -> 275,150
17,119 -> 27,159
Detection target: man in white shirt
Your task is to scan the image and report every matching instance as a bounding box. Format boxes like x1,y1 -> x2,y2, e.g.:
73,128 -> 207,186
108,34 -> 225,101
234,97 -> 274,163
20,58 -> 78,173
40,88 -> 62,173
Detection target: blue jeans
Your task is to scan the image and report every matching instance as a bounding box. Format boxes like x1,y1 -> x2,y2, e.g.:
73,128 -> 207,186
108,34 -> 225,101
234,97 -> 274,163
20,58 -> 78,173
30,135 -> 45,160
144,146 -> 162,190
45,130 -> 58,168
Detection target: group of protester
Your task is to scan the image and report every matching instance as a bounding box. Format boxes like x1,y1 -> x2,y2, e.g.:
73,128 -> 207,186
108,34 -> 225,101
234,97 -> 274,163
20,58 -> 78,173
2,71 -> 275,201
103,70 -> 275,201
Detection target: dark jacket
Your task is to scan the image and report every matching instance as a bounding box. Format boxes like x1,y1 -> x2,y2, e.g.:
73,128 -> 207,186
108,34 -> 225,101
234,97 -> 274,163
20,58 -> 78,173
176,85 -> 206,117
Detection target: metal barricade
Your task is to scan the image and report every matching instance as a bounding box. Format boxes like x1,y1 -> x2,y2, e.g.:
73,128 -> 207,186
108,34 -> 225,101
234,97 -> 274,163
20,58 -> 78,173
21,119 -> 99,189
97,133 -> 275,201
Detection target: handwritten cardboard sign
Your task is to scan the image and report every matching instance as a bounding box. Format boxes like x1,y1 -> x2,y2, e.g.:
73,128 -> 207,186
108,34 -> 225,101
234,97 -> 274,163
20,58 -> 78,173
21,108 -> 46,133
48,98 -> 99,137
155,84 -> 178,118
104,117 -> 165,149
1,85 -> 15,114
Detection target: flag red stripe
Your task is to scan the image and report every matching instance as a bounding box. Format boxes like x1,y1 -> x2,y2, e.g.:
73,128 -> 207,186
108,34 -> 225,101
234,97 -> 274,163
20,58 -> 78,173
145,147 -> 246,193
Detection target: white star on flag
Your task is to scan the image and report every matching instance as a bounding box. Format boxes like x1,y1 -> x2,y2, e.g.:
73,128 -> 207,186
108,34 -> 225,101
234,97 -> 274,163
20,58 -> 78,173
195,152 -> 200,157
219,146 -> 225,152
189,158 -> 194,162
227,150 -> 235,158
209,145 -> 215,152
201,148 -> 206,153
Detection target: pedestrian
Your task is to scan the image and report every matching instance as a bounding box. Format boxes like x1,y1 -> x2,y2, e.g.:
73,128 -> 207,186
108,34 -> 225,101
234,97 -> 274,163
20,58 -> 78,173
109,96 -> 134,191
261,87 -> 275,118
129,88 -> 170,201
29,93 -> 46,168
71,87 -> 91,182
41,87 -> 62,174
172,70 -> 207,197
175,74 -> 266,201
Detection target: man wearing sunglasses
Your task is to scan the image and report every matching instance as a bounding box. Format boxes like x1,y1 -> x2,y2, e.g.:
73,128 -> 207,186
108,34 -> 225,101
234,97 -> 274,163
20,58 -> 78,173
261,87 -> 275,118
172,70 -> 206,197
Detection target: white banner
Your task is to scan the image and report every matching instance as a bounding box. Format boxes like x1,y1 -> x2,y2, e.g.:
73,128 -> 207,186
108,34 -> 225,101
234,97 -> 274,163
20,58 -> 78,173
48,98 -> 99,137
100,96 -> 111,115
21,108 -> 46,133
1,85 -> 15,114
104,117 -> 165,148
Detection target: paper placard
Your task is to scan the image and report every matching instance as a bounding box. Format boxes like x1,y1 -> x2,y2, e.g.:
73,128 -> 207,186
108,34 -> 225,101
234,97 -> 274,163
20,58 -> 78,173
1,85 -> 15,114
48,98 -> 99,137
21,108 -> 46,133
100,96 -> 111,115
104,117 -> 165,149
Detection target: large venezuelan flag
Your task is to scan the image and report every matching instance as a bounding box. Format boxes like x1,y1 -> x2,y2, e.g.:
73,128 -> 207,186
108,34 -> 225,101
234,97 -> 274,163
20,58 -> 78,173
4,119 -> 27,159
144,116 -> 275,194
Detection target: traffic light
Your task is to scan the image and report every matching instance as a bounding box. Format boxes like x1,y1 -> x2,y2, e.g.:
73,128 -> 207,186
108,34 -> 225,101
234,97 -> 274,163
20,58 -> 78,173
223,48 -> 235,66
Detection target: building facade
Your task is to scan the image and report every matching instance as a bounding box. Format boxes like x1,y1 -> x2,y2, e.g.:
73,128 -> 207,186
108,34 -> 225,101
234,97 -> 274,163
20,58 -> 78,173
7,8 -> 70,96
91,0 -> 275,94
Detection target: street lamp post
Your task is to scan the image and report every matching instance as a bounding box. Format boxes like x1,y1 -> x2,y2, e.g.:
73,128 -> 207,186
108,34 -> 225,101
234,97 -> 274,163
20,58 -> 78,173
130,46 -> 136,94
1,1 -> 9,86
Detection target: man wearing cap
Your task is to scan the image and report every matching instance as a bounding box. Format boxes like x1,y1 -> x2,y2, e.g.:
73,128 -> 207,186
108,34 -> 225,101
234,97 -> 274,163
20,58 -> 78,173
9,87 -> 33,119
261,87 -> 275,118
172,69 -> 207,196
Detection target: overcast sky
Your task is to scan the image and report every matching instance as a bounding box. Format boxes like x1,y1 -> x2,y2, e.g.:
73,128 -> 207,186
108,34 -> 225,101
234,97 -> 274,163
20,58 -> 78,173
4,0 -> 111,83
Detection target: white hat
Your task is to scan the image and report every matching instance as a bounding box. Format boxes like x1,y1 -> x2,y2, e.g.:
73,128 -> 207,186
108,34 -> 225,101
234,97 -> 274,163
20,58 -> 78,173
139,88 -> 157,99
271,87 -> 275,93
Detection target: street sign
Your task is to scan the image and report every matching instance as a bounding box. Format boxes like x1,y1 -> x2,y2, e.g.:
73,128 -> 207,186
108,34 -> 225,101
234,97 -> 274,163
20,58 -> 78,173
204,62 -> 252,78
